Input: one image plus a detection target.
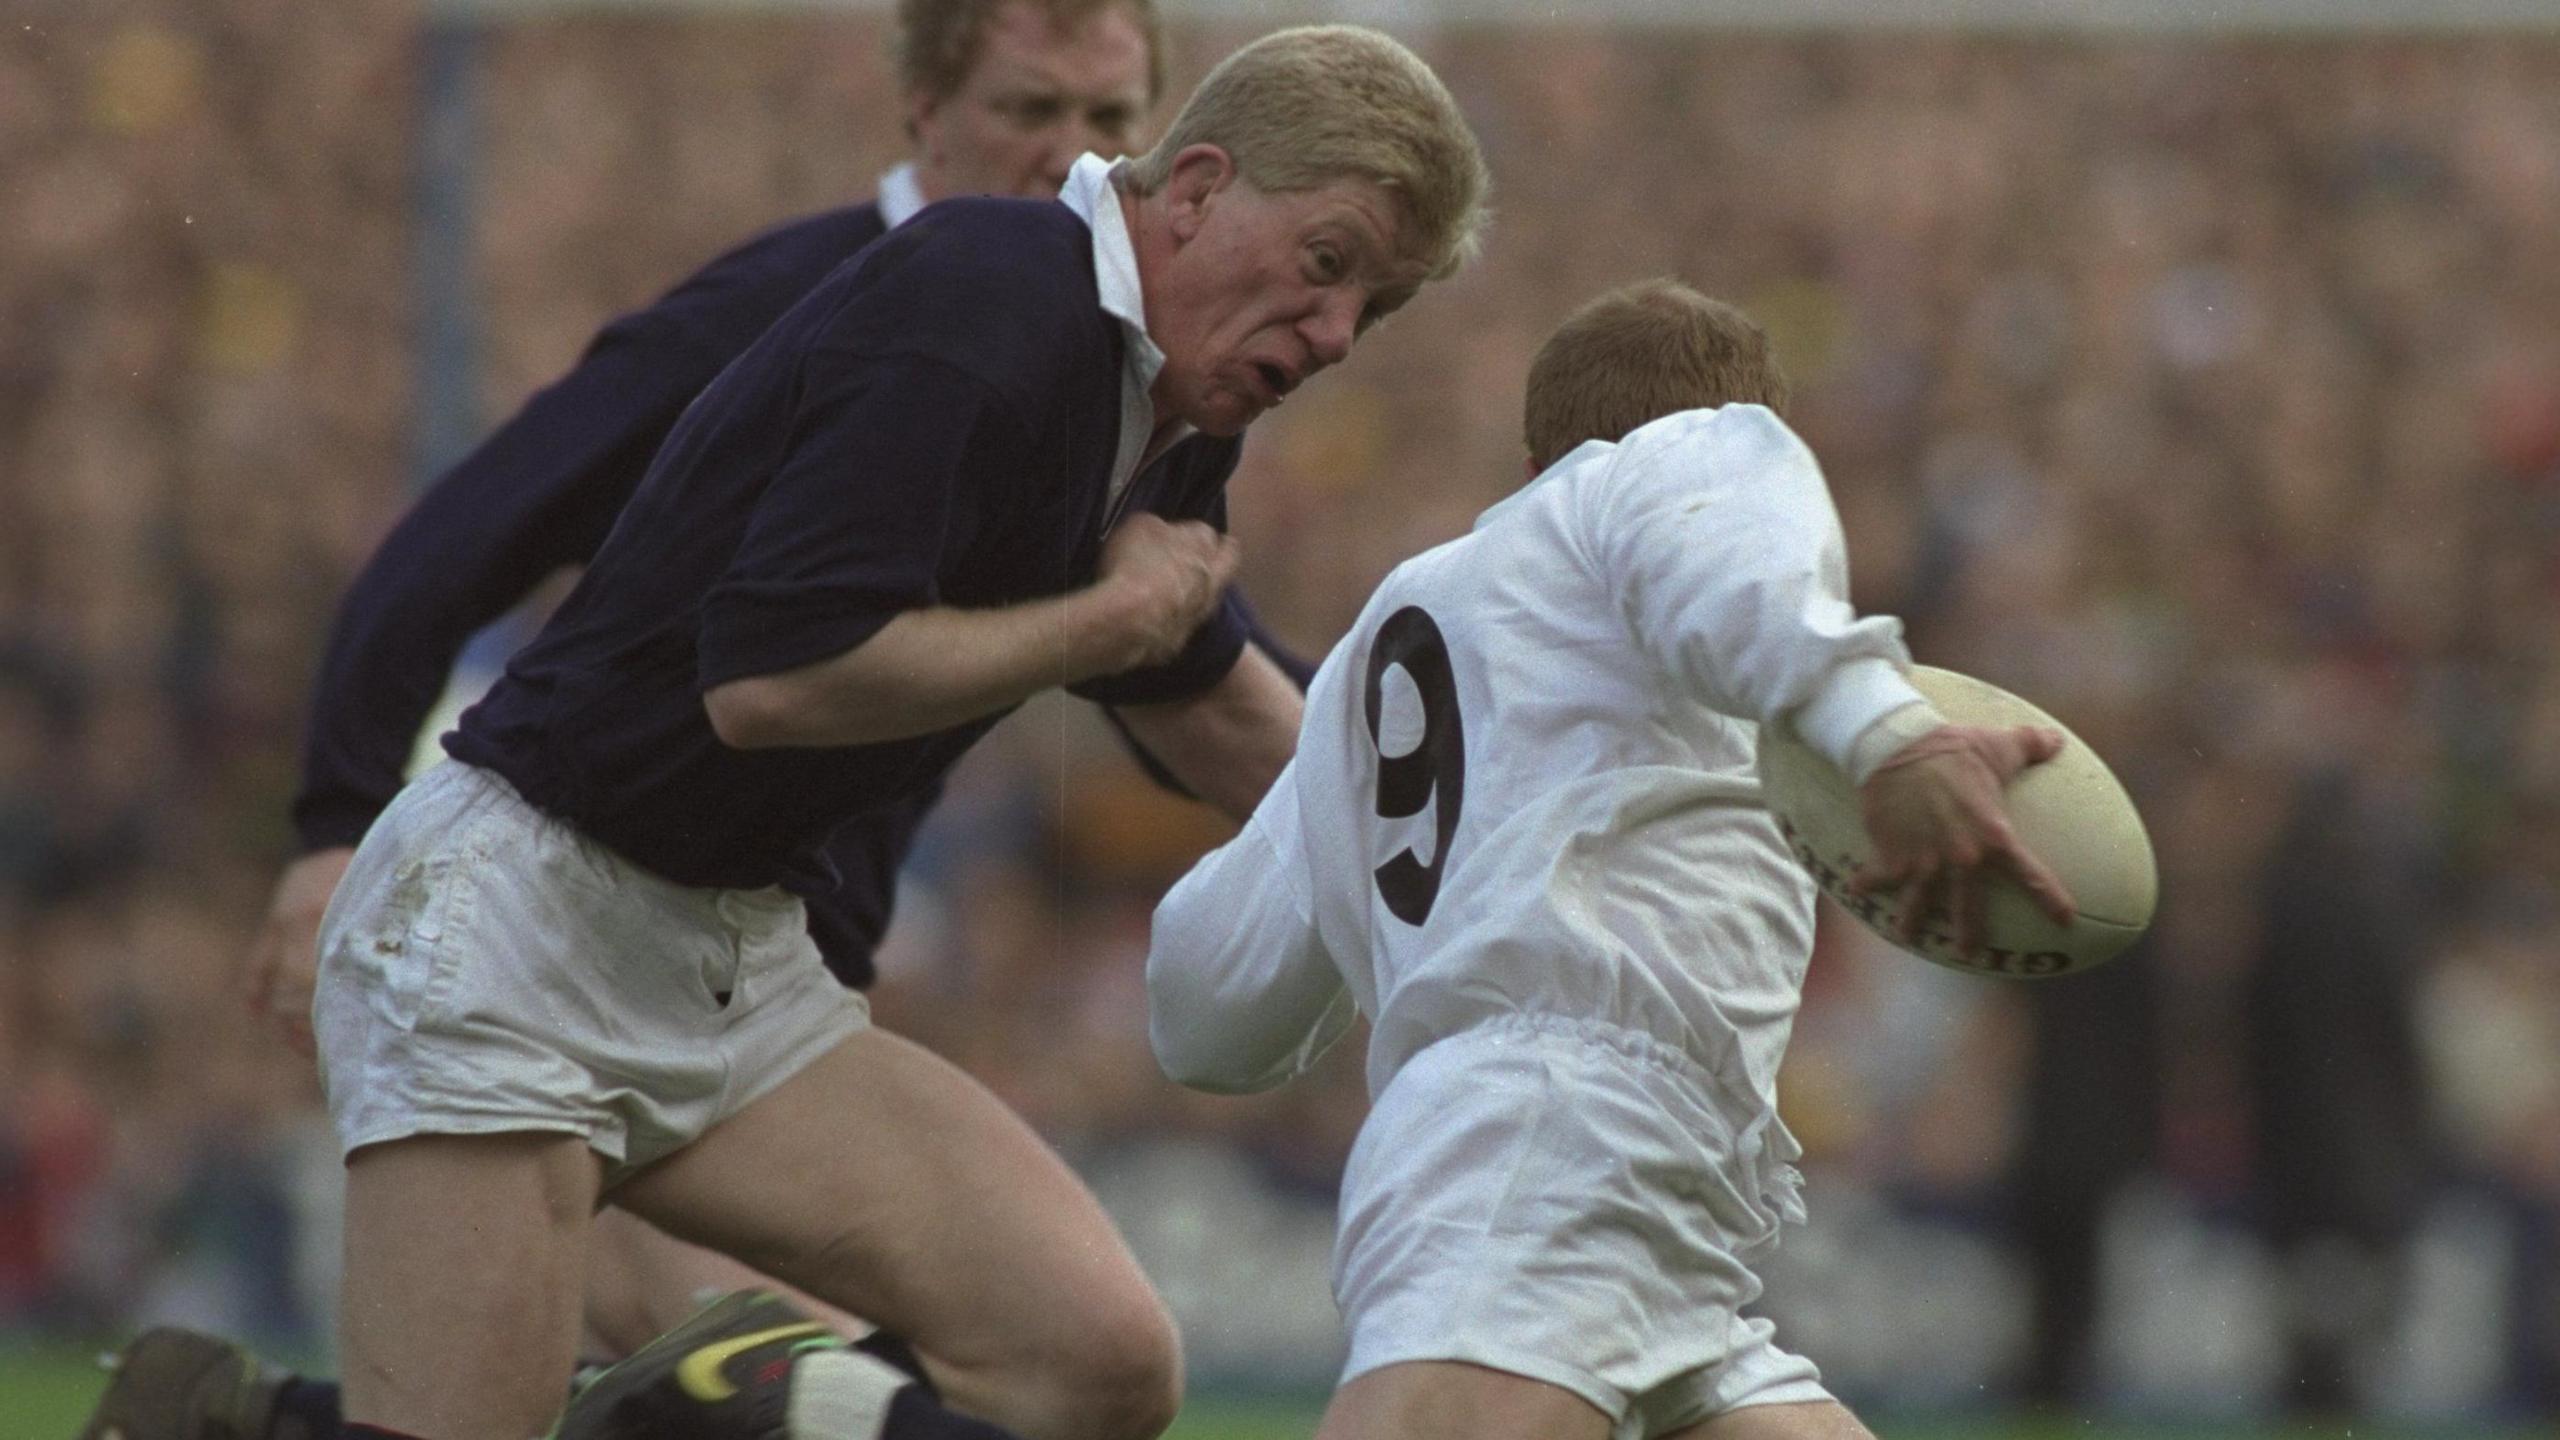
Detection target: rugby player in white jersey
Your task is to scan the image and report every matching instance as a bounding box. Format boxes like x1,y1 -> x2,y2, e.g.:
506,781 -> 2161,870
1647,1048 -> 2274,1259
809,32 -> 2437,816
1145,280 -> 2077,1440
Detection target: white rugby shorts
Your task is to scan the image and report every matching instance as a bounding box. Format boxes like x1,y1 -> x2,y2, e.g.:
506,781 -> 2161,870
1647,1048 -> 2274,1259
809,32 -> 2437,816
313,760 -> 870,1187
1333,1012 -> 1830,1438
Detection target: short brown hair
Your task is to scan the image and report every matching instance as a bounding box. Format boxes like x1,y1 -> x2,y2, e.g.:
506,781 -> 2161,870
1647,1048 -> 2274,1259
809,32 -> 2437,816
896,0 -> 1167,107
1523,280 -> 1790,470
1123,26 -> 1490,282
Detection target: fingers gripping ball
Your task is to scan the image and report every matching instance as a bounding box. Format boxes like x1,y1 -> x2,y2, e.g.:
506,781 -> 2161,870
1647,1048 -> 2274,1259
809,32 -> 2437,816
1758,666 -> 2157,978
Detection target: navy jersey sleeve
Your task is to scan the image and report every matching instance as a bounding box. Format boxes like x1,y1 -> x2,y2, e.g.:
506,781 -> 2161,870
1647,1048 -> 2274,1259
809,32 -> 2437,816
290,336 -> 691,849
1099,589 -> 1315,799
291,206 -> 883,851
1241,600 -> 1319,690
696,353 -> 1029,688
1068,590 -> 1252,706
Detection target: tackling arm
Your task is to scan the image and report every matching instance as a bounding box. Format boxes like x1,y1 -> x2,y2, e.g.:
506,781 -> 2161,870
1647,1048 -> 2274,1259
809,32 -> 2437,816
704,513 -> 1240,749
291,338 -> 685,848
1109,646 -> 1304,822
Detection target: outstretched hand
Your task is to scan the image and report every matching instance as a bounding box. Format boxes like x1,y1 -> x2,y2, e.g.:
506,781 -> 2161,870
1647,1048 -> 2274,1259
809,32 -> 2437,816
1849,724 -> 2078,955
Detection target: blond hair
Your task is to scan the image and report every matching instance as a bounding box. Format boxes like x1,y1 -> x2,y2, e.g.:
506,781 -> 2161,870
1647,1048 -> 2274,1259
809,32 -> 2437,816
896,0 -> 1167,107
1524,280 -> 1791,470
1124,26 -> 1489,280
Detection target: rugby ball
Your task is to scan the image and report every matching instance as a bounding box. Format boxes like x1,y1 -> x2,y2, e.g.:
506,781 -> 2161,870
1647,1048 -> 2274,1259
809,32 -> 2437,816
1757,666 -> 2155,978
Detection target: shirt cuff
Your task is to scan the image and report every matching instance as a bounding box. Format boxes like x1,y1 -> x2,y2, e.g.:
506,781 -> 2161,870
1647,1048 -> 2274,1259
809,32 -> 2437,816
1843,699 -> 1950,785
1791,656 -> 1934,779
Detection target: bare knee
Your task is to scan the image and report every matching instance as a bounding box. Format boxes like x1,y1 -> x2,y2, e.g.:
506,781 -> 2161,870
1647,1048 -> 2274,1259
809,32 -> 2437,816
1027,1292 -> 1183,1440
928,1287 -> 1181,1440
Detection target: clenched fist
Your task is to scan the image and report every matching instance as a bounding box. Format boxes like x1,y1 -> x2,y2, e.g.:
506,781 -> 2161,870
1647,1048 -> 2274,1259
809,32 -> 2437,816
1093,514 -> 1241,672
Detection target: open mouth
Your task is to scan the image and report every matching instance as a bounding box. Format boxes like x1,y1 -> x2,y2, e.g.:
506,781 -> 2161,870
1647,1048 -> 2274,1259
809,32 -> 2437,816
1254,363 -> 1291,402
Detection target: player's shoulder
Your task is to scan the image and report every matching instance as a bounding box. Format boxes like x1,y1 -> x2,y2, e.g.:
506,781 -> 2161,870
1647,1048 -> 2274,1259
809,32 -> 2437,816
814,198 -> 1106,378
1616,402 -> 1804,465
720,203 -> 890,269
1570,403 -> 1820,510
599,202 -> 888,355
1363,528 -> 1484,618
871,198 -> 1096,312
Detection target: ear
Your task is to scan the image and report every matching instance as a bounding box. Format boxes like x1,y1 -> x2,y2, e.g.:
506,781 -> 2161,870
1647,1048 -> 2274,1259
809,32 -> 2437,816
905,89 -> 941,150
1160,144 -> 1238,243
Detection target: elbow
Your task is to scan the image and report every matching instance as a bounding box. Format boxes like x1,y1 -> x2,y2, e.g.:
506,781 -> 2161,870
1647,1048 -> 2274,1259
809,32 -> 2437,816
1146,1021 -> 1213,1090
1144,966 -> 1220,1089
1145,948 -> 1273,1095
1151,1027 -> 1271,1096
704,677 -> 798,750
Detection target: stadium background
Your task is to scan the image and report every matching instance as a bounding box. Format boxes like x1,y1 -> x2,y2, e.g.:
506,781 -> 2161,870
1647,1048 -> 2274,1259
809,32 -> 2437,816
5,0 -> 2560,1432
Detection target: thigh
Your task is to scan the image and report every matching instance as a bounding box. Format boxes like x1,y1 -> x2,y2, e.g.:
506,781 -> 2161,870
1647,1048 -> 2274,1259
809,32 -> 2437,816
1315,1360 -> 1611,1440
340,1132 -> 602,1440
607,1028 -> 1172,1416
1663,1401 -> 1874,1440
582,1205 -> 871,1359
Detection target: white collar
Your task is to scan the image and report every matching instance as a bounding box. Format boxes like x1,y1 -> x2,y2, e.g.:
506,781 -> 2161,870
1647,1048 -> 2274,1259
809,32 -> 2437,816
1059,153 -> 1190,503
1057,153 -> 1169,399
1475,439 -> 1614,531
876,162 -> 928,229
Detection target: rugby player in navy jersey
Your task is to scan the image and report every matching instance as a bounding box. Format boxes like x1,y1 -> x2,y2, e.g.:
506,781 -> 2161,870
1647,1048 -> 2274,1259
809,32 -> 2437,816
70,5 -> 1313,1440
280,25 -> 1480,1440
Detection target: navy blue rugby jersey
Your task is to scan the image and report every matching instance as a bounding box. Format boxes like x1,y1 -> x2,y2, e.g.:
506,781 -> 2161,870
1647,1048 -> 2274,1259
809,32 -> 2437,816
290,203 -> 934,978
446,197 -> 1249,895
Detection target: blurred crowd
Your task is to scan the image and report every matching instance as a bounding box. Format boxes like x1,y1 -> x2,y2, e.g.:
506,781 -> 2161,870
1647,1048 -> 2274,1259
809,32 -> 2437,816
4,1 -> 2558,1421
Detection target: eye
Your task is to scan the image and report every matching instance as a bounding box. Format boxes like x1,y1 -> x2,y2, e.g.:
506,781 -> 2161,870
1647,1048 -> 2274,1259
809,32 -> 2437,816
1000,94 -> 1065,129
1307,244 -> 1347,283
1086,104 -> 1135,140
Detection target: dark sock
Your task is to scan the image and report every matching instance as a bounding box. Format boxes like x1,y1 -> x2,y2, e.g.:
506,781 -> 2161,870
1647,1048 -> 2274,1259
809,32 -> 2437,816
880,1383 -> 1027,1440
270,1378 -> 344,1440
853,1329 -> 937,1400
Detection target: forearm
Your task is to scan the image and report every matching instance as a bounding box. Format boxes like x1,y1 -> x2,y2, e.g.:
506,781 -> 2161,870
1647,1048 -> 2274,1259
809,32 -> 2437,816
705,588 -> 1144,749
1112,647 -> 1303,821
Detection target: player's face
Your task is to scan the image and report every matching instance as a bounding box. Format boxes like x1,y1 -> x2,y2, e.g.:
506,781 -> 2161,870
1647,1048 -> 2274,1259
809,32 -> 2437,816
1144,162 -> 1427,437
910,0 -> 1154,202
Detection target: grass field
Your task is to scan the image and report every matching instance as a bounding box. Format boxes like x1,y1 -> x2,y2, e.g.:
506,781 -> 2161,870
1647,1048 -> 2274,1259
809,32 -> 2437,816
7,1345 -> 2545,1439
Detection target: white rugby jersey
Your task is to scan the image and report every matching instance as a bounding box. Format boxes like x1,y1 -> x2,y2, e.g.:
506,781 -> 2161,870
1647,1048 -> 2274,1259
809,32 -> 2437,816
1147,404 -> 1934,1114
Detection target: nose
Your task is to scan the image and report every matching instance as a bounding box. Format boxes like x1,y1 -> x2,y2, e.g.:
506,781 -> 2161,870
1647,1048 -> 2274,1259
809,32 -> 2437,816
1067,115 -> 1120,162
1039,139 -> 1080,192
1046,117 -> 1125,187
1302,293 -> 1360,368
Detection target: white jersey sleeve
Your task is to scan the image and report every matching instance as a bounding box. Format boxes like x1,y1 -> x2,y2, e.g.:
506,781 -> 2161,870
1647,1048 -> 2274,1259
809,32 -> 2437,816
1146,760 -> 1358,1094
1583,405 -> 1934,779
